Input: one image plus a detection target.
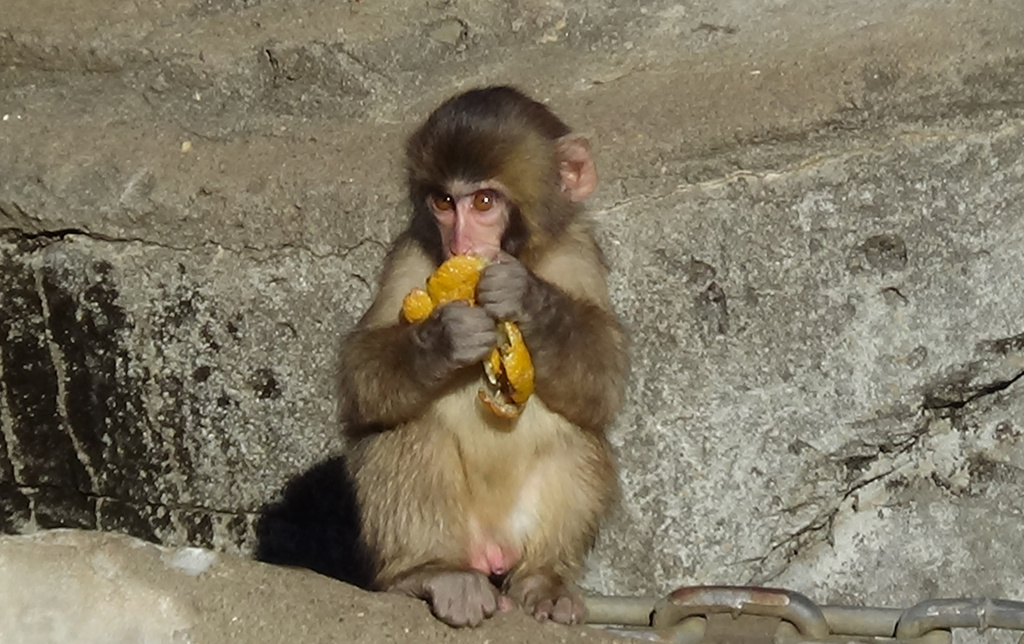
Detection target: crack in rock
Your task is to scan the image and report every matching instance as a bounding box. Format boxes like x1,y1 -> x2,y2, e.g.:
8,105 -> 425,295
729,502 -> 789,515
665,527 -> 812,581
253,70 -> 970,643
922,331 -> 1024,412
0,225 -> 386,260
752,331 -> 1024,579
752,334 -> 1024,578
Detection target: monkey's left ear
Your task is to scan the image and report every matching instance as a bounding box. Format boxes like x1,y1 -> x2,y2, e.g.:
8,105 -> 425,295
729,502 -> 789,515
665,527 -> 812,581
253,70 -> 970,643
556,135 -> 598,202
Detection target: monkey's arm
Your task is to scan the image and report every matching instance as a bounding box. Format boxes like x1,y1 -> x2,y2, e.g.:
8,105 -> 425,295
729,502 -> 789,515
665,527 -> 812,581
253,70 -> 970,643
477,236 -> 628,431
340,303 -> 496,427
521,281 -> 627,432
340,240 -> 497,429
340,323 -> 433,427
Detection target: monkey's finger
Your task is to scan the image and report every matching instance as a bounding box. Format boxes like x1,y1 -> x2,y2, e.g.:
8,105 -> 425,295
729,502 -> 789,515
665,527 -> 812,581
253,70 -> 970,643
443,308 -> 500,339
435,299 -> 488,321
479,259 -> 528,285
450,333 -> 499,365
426,571 -> 499,627
477,265 -> 529,316
434,299 -> 475,314
433,302 -> 495,335
532,598 -> 554,622
434,600 -> 485,628
480,586 -> 500,618
478,299 -> 520,323
476,284 -> 520,315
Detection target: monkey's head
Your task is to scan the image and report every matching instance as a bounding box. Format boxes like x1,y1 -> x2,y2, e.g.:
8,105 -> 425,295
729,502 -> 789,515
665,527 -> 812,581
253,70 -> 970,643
405,86 -> 597,263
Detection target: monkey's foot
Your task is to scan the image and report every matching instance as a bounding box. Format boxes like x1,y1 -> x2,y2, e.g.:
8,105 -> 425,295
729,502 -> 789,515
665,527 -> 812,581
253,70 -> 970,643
391,569 -> 502,627
507,573 -> 587,625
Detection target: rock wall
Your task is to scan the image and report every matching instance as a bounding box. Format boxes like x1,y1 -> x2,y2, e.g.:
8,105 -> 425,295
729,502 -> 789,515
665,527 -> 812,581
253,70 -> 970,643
2,0 -> 1023,612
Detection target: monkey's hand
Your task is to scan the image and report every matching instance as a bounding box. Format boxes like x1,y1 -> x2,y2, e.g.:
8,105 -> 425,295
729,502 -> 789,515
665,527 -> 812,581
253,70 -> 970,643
476,257 -> 538,326
477,252 -> 627,432
411,301 -> 497,387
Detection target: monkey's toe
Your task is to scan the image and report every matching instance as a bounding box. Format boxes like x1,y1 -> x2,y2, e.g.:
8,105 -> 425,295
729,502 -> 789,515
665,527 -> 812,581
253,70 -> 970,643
532,593 -> 585,625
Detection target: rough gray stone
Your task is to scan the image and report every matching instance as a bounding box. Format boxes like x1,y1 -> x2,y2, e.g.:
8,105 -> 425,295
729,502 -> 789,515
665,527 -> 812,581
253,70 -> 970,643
0,529 -> 626,643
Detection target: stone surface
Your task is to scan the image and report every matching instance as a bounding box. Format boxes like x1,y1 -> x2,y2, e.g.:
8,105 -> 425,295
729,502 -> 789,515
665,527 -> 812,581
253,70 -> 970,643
2,0 -> 1024,639
0,529 -> 627,643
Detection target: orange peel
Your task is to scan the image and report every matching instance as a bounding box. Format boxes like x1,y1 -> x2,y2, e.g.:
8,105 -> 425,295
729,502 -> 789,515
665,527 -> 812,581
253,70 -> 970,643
479,321 -> 535,419
401,255 -> 534,419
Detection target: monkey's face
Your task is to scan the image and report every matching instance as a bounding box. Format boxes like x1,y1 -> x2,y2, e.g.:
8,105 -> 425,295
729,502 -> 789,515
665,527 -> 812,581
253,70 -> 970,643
405,86 -> 596,262
429,180 -> 512,260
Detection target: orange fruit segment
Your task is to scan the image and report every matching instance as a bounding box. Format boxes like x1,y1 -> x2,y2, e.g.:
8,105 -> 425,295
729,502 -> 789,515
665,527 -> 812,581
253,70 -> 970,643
478,321 -> 535,419
426,254 -> 487,305
401,288 -> 434,324
401,255 -> 534,419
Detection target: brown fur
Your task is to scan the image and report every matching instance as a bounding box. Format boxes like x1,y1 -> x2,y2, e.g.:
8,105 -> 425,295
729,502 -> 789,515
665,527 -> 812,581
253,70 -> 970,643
338,86 -> 627,625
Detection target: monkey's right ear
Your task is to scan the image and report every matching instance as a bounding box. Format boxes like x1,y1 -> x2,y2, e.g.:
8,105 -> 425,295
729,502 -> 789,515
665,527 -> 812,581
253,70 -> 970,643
556,135 -> 598,202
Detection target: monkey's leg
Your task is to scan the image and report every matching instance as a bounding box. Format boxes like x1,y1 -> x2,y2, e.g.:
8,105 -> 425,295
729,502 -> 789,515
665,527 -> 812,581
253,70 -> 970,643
388,565 -> 506,627
501,432 -> 616,626
351,426 -> 511,628
501,491 -> 603,626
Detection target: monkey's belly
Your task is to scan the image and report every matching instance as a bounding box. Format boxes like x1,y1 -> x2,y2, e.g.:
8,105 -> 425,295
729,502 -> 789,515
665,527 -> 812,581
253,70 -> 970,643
429,383 -> 600,576
459,463 -> 534,576
459,431 -> 563,577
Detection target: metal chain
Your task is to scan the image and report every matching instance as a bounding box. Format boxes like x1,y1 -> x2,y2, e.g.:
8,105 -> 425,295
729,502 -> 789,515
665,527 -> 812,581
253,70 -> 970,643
584,586 -> 1024,643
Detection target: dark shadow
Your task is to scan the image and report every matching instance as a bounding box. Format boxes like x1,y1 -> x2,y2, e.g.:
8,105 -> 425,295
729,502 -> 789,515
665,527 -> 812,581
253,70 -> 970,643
254,455 -> 374,588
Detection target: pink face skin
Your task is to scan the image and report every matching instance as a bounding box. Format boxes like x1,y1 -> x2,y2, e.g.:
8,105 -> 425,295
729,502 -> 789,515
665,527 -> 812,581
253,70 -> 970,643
430,181 -> 511,260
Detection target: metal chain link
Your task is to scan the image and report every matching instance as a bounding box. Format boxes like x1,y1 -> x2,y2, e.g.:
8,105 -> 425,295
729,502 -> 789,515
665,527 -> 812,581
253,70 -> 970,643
585,586 -> 1024,643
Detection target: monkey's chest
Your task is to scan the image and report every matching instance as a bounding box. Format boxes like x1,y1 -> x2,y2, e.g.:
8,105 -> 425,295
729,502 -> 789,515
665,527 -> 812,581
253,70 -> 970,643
433,377 -> 564,439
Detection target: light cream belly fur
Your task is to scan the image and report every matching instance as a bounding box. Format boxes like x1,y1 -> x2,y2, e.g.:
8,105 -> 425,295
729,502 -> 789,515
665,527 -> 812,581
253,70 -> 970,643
429,379 -> 591,571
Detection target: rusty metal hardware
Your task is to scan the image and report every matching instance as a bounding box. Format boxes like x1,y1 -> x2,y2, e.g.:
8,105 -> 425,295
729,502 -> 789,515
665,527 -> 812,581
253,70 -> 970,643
652,586 -> 830,639
585,586 -> 1024,643
895,598 -> 1024,639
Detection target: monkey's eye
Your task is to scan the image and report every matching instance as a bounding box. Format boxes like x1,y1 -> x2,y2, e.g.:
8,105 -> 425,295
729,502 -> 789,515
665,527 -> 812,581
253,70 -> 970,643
472,190 -> 497,212
432,195 -> 455,212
